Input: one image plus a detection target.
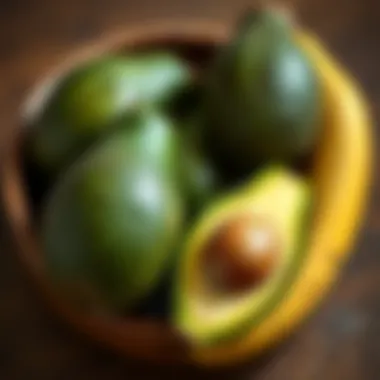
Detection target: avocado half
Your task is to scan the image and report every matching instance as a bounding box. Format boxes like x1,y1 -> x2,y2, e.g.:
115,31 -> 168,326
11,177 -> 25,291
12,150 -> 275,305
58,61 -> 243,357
173,166 -> 311,346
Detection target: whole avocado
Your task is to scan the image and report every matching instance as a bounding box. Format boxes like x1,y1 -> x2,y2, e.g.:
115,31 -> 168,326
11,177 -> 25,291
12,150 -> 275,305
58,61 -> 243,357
28,53 -> 191,176
41,109 -> 184,312
173,166 -> 311,346
202,8 -> 322,173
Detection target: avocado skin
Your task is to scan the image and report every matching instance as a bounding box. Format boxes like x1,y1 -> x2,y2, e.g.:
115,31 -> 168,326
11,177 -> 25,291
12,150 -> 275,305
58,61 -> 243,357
115,108 -> 182,181
28,53 -> 191,177
41,109 -> 184,312
202,8 -> 321,174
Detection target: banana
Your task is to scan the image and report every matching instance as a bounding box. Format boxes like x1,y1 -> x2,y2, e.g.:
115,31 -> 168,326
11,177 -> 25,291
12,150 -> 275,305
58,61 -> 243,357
191,30 -> 373,367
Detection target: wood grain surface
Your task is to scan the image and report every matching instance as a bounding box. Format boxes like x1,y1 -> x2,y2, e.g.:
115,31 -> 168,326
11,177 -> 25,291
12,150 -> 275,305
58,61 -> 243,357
0,0 -> 379,379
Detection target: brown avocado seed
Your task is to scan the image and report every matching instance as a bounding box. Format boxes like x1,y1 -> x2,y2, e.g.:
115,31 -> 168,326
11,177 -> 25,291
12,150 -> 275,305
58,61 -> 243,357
204,214 -> 281,292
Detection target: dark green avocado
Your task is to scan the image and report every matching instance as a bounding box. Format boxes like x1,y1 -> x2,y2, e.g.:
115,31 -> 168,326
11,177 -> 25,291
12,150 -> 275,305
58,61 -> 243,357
202,8 -> 322,174
41,109 -> 185,312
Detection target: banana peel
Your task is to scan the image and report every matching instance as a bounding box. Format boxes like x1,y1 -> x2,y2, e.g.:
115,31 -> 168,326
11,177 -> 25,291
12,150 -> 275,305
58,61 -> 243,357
190,29 -> 373,367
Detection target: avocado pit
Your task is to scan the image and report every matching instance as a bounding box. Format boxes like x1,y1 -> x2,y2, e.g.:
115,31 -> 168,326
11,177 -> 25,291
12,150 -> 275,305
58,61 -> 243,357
204,214 -> 282,292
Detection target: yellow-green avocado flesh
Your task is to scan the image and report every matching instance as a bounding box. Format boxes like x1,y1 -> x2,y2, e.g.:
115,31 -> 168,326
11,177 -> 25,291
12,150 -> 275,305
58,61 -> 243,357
172,166 -> 311,346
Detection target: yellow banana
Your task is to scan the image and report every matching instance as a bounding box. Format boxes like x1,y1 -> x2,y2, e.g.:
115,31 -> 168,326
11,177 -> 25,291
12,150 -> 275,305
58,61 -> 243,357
191,30 -> 373,367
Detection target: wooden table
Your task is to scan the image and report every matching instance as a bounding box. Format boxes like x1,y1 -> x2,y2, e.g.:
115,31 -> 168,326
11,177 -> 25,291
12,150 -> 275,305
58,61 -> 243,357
0,0 -> 379,378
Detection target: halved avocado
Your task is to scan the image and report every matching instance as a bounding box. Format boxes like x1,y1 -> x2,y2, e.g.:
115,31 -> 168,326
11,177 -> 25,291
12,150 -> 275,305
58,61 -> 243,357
173,166 -> 311,346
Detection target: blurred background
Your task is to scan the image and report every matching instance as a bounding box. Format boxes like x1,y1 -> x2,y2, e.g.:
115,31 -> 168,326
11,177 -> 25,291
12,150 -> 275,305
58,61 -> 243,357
0,0 -> 379,379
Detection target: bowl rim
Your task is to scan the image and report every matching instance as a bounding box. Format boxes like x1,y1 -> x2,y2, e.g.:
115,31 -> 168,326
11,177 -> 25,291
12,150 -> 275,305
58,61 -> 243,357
0,19 -> 231,365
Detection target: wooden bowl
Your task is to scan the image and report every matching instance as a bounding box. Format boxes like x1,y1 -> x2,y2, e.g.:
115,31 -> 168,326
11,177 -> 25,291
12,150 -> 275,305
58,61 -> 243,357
0,16 -> 373,368
0,20 -> 231,365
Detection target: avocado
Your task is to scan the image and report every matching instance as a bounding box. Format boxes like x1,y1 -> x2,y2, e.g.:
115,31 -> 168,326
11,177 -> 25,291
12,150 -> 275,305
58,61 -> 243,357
41,109 -> 184,312
28,53 -> 191,176
173,166 -> 311,345
202,7 -> 321,174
